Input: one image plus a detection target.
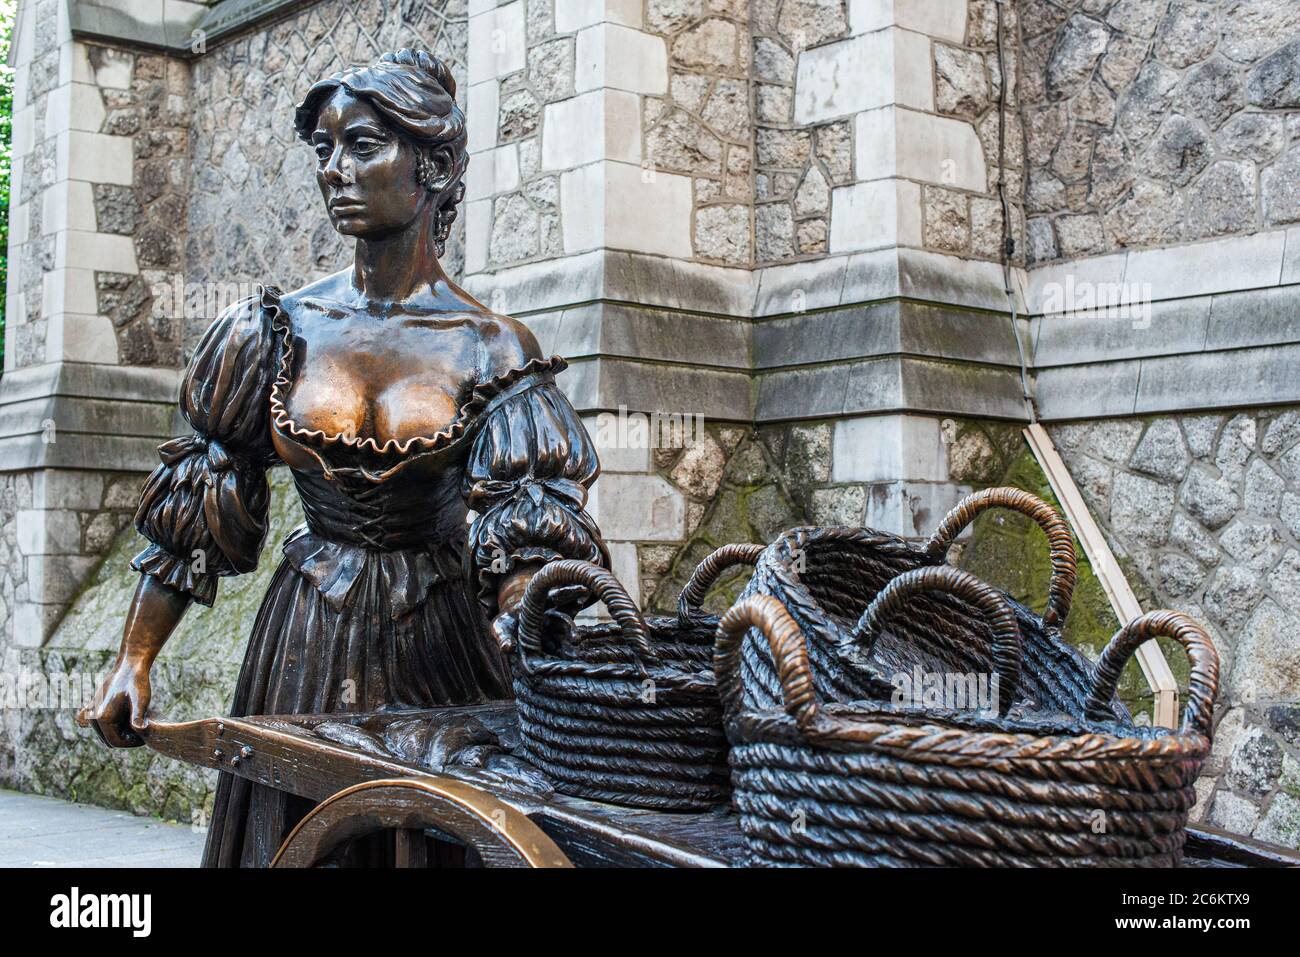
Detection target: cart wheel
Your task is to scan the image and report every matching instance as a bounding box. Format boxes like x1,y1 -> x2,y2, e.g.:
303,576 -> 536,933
270,778 -> 572,868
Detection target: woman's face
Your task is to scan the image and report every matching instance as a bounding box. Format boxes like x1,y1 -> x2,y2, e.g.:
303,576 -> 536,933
312,88 -> 430,237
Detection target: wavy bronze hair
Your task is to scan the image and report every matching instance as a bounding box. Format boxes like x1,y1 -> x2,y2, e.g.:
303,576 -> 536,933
295,49 -> 468,255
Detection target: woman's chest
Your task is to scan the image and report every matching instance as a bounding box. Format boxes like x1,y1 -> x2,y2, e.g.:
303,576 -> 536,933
281,306 -> 481,447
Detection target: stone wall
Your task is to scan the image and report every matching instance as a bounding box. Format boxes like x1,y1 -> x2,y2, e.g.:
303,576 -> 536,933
1049,410 -> 1300,847
1022,0 -> 1300,263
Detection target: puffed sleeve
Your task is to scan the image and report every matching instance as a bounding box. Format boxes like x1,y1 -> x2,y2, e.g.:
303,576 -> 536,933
463,364 -> 609,616
130,292 -> 280,605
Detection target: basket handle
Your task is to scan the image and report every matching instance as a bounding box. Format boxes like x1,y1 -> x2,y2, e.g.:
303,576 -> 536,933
925,486 -> 1077,629
715,595 -> 820,730
1083,611 -> 1219,737
850,565 -> 1022,715
516,560 -> 652,669
677,543 -> 766,625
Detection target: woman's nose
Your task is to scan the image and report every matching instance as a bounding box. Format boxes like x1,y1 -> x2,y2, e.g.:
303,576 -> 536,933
322,147 -> 350,185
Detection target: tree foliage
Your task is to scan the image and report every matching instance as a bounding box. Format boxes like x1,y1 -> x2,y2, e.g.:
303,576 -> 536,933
0,1 -> 16,371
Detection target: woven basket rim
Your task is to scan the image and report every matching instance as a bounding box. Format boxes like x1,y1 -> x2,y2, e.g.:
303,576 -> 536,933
729,705 -> 1210,765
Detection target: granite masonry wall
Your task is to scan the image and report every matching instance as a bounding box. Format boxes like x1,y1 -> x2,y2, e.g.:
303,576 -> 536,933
1048,410 -> 1300,846
1022,0 -> 1300,263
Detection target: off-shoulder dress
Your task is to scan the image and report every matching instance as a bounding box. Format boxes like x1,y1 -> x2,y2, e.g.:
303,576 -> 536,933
131,287 -> 607,866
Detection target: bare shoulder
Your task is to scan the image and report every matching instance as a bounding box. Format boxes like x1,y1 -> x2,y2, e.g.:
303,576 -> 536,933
279,268 -> 352,312
473,311 -> 545,377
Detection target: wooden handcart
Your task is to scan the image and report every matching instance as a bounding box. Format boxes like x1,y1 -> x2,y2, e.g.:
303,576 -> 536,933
142,704 -> 1300,869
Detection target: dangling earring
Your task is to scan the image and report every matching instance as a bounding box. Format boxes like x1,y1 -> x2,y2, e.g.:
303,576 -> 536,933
416,154 -> 440,192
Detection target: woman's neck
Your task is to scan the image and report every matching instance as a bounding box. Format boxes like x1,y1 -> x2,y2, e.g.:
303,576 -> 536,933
351,210 -> 447,304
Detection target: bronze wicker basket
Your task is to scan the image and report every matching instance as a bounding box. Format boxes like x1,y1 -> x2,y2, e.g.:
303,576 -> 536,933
735,486 -> 1118,719
511,545 -> 763,811
715,565 -> 1220,867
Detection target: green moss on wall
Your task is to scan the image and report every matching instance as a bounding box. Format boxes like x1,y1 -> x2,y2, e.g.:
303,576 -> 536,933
955,426 -> 1190,720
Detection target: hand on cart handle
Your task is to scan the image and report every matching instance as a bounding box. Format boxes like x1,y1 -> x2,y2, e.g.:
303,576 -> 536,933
77,657 -> 152,749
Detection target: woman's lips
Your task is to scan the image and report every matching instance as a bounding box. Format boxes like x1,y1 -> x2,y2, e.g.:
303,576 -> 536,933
329,198 -> 364,213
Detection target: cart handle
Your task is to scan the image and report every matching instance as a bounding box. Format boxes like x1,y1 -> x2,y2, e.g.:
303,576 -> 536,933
677,543 -> 766,626
715,595 -> 820,730
850,565 -> 1021,715
516,560 -> 652,671
925,486 -> 1077,629
1084,611 -> 1218,738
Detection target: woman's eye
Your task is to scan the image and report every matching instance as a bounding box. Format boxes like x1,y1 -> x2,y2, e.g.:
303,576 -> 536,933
353,139 -> 383,156
315,145 -> 331,162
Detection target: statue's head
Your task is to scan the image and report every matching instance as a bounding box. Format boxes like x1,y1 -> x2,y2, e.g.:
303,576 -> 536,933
294,49 -> 467,255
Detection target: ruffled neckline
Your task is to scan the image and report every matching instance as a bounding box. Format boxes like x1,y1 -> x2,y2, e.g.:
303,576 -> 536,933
263,285 -> 566,461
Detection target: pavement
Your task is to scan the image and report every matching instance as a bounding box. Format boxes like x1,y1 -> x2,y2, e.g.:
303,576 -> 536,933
0,789 -> 207,867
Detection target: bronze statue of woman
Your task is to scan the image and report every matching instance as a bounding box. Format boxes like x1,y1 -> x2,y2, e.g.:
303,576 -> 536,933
78,49 -> 608,867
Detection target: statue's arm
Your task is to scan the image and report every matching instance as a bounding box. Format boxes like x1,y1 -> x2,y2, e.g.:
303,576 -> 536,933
79,294 -> 279,748
77,575 -> 192,747
462,357 -> 609,648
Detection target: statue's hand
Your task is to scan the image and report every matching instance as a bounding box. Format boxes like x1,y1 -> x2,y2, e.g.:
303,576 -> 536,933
77,660 -> 152,749
491,609 -> 519,654
491,582 -> 587,656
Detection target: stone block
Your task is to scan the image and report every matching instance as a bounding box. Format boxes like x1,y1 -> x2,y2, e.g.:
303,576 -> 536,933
1035,361 -> 1140,420
753,303 -> 899,370
840,249 -> 903,305
753,256 -> 848,317
756,363 -> 862,421
1136,344 -> 1300,414
33,470 -> 104,510
604,161 -> 693,258
560,162 -> 605,254
469,1 -> 527,83
794,31 -> 892,124
892,108 -> 987,192
17,509 -> 83,556
1033,297 -> 1211,367
896,248 -> 1014,313
864,481 -> 973,539
42,269 -> 101,318
1122,231 -> 1286,301
11,600 -> 65,649
541,89 -> 641,171
467,81 -> 499,154
587,473 -> 685,540
833,414 -> 949,484
43,180 -> 99,234
1205,286 -> 1300,352
58,130 -> 134,185
555,0 -> 643,33
48,314 -> 121,365
27,554 -> 103,606
575,24 -> 667,95
582,414 -> 651,473
44,81 -> 106,139
57,230 -> 139,274
830,180 -> 909,254
464,199 -> 492,274
849,0 -> 968,42
605,540 -> 641,609
893,27 -> 935,111
464,143 -> 520,202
